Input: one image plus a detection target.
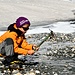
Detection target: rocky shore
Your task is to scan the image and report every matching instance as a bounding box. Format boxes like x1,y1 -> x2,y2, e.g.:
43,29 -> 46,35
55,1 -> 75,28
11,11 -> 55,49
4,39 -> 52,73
0,31 -> 75,75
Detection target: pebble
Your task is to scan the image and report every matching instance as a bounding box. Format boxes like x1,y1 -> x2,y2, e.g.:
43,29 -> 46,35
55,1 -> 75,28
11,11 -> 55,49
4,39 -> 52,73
53,72 -> 58,75
35,70 -> 40,74
27,35 -> 32,38
13,72 -> 22,75
24,72 -> 36,75
0,57 -> 4,61
12,70 -> 19,74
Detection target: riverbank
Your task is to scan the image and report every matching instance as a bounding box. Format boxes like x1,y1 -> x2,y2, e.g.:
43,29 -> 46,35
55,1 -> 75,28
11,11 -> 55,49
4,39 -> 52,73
0,32 -> 75,75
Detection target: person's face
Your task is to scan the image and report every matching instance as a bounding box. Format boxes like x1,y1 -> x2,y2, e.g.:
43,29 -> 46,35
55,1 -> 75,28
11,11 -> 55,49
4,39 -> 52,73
18,24 -> 30,34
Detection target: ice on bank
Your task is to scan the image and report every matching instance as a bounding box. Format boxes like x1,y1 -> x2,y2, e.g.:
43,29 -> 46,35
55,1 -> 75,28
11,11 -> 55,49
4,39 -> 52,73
0,21 -> 75,35
26,21 -> 75,34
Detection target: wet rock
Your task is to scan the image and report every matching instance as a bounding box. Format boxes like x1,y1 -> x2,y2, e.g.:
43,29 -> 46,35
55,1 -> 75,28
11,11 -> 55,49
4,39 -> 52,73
35,70 -> 40,74
14,72 -> 22,75
24,69 -> 36,75
27,35 -> 32,38
12,70 -> 19,74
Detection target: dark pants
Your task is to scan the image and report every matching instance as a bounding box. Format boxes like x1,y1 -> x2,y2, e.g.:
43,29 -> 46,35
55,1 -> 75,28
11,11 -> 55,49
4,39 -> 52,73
0,38 -> 16,65
0,38 -> 14,56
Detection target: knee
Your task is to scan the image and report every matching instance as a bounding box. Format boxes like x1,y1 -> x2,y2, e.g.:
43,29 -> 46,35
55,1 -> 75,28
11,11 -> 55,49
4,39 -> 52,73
5,38 -> 13,45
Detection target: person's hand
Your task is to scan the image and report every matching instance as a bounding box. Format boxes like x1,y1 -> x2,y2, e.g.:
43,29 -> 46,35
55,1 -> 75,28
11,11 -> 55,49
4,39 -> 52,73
32,44 -> 39,51
28,50 -> 35,55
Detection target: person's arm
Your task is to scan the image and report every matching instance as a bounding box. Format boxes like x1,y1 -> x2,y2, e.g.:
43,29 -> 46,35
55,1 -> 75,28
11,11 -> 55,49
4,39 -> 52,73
21,39 -> 33,50
8,32 -> 28,55
21,39 -> 39,54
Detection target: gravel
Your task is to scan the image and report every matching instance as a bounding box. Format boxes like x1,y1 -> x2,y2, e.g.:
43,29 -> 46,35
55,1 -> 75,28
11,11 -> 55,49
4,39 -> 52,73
0,29 -> 75,75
